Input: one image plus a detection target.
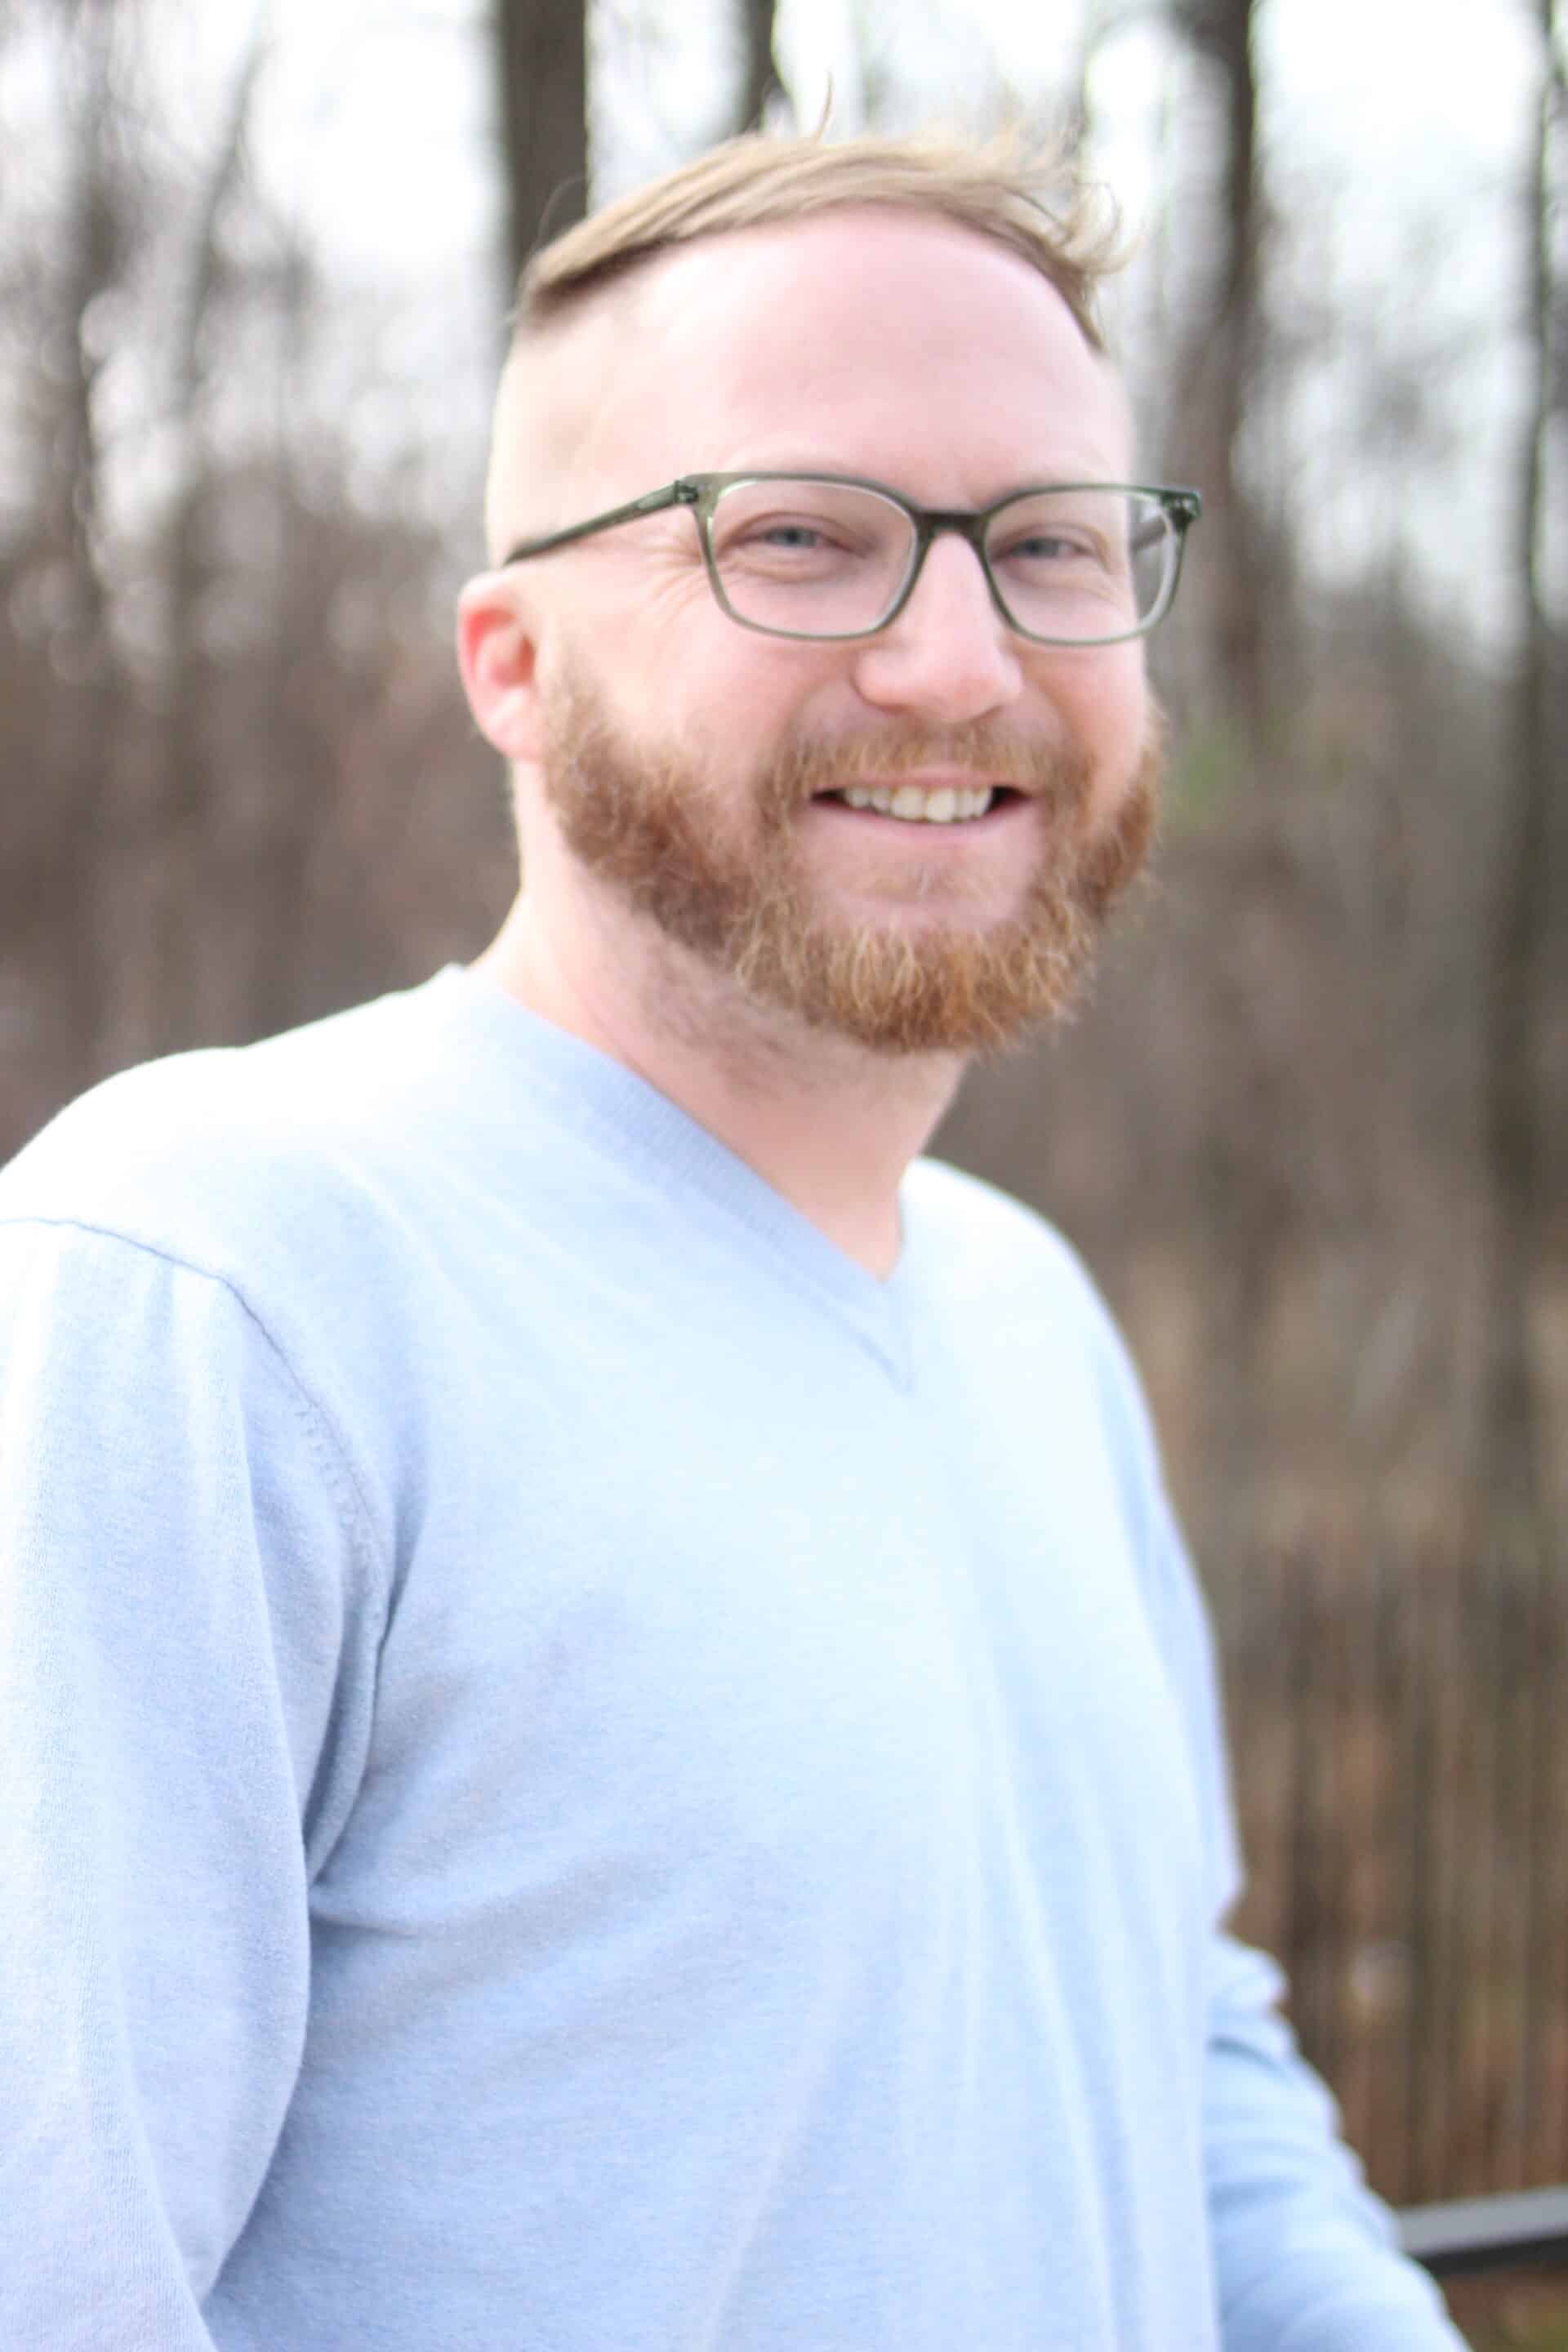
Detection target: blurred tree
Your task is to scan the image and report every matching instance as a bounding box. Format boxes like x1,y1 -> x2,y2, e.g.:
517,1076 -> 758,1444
5,0 -> 133,1110
1480,0 -> 1566,1534
1160,0 -> 1295,1550
495,0 -> 588,301
154,22 -> 270,1049
1168,0 -> 1272,751
0,1 -> 510,1157
736,0 -> 785,133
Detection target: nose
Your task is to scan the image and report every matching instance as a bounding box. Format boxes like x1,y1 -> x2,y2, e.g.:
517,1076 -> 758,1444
850,531 -> 1024,724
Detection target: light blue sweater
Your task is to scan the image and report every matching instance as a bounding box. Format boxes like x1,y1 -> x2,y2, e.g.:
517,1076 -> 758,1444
0,969 -> 1462,2350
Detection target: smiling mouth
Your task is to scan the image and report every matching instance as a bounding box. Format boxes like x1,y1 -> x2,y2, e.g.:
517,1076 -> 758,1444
813,783 -> 1023,826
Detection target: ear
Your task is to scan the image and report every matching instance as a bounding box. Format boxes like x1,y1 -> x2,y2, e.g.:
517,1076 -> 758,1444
457,572 -> 544,762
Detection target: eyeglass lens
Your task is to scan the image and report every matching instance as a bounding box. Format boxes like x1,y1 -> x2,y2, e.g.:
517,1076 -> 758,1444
706,480 -> 1178,641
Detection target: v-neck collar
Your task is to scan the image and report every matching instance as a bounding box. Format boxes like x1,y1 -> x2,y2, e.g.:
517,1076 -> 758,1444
429,969 -> 916,1387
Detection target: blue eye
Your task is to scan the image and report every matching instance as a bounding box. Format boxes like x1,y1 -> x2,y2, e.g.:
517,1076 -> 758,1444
1008,533 -> 1076,561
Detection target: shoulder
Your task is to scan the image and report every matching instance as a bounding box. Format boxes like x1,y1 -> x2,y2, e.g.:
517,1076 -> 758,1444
0,982 -> 450,1285
903,1153 -> 1164,1486
903,1154 -> 1114,1330
0,985 -> 479,1566
0,984 -> 479,1482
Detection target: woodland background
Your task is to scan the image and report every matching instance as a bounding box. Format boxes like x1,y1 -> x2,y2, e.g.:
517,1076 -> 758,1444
2,0 -> 1566,2328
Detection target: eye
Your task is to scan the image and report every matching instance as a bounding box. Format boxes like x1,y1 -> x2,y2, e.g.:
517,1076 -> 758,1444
994,526 -> 1103,568
749,520 -> 835,552
1006,531 -> 1083,561
715,507 -> 880,574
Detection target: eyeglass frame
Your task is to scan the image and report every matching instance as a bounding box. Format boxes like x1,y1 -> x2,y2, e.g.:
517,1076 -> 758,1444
498,471 -> 1203,648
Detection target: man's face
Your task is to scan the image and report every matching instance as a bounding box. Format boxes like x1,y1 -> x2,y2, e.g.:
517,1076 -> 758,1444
488,207 -> 1160,1057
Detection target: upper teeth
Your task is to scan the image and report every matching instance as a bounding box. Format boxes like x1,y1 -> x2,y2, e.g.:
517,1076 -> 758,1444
840,785 -> 996,823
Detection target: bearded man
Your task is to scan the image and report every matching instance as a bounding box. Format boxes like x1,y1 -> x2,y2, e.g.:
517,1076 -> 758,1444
0,135 -> 1465,2350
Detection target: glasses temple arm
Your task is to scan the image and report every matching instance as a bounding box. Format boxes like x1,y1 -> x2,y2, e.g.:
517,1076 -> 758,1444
501,481 -> 694,568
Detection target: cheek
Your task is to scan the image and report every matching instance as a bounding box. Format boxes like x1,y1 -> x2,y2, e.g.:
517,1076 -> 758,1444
1046,648 -> 1149,823
680,637 -> 848,763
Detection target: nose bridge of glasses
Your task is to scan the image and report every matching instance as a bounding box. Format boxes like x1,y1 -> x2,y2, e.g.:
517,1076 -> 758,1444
897,510 -> 1013,632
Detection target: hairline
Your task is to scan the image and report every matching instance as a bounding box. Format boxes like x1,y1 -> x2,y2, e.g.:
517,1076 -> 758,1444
524,200 -> 1109,361
484,137 -> 1125,561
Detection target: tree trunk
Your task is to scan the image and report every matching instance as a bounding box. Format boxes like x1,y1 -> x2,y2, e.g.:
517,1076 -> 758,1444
1478,0 -> 1563,1535
33,2 -> 127,1094
495,0 -> 589,301
1170,0 -> 1271,751
1169,0 -> 1289,1560
735,0 -> 785,134
154,28 -> 269,1049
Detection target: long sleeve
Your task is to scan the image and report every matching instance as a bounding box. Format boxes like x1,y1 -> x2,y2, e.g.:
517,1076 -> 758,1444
1204,1933 -> 1467,2349
0,1220 -> 382,2350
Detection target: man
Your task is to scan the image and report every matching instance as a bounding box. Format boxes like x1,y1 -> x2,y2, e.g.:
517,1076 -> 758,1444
0,134 -> 1464,2350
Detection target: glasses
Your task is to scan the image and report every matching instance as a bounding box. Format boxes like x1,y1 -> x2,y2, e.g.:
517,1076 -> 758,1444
501,472 -> 1200,647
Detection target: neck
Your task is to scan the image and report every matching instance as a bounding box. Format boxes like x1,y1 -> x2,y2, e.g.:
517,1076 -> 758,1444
474,891 -> 966,1281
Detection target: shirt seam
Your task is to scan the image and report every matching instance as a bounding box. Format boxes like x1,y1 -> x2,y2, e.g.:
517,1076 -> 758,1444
0,1211 -> 391,1606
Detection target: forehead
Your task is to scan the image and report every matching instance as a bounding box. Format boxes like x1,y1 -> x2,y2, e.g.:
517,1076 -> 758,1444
551,208 -> 1133,498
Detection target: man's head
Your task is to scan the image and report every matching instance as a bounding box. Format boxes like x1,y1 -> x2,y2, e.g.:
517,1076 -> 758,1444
460,132 -> 1174,1059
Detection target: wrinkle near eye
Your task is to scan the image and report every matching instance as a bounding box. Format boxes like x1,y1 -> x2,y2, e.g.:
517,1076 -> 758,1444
629,564 -> 712,621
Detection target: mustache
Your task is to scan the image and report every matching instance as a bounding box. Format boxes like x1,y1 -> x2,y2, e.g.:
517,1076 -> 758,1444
760,722 -> 1091,807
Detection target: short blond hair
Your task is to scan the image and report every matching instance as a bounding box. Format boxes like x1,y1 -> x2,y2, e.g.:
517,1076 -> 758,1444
484,131 -> 1122,561
517,128 -> 1118,354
